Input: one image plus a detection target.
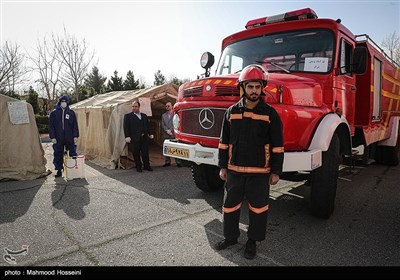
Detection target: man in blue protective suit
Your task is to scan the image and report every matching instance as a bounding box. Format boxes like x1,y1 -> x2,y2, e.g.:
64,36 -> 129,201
49,95 -> 79,177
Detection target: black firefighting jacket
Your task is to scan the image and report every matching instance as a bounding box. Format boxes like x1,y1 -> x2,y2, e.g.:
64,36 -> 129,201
218,98 -> 284,176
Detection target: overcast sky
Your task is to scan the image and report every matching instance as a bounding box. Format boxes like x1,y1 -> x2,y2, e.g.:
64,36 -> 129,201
1,0 -> 399,88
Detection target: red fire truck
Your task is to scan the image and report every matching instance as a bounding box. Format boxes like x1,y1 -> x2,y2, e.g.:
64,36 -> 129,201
163,8 -> 400,218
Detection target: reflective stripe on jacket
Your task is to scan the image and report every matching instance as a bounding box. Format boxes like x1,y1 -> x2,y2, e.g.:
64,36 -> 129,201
218,98 -> 284,176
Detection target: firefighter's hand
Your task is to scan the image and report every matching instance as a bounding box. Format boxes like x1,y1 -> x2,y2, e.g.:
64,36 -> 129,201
166,129 -> 172,136
269,173 -> 280,185
51,138 -> 57,144
74,137 -> 78,145
148,134 -> 154,140
219,168 -> 227,181
125,137 -> 131,143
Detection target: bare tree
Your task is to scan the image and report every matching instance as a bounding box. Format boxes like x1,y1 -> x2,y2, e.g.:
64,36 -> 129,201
167,73 -> 190,87
382,31 -> 400,65
0,41 -> 26,93
30,36 -> 63,101
53,28 -> 95,101
395,48 -> 400,66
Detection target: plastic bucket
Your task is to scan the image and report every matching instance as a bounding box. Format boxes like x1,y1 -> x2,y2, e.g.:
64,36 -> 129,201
64,155 -> 85,180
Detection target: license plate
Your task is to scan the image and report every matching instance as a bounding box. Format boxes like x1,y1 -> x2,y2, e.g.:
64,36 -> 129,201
164,146 -> 189,158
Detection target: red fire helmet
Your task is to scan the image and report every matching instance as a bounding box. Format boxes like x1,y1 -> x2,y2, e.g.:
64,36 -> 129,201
237,64 -> 269,88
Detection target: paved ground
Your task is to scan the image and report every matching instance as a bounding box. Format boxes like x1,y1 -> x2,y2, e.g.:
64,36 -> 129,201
1,143 -> 231,268
1,141 -> 399,274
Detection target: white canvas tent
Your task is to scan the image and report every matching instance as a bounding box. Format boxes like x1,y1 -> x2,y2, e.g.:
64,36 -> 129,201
70,83 -> 178,169
0,94 -> 49,180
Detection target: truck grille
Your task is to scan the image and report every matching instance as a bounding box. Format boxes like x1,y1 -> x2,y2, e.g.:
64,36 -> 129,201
215,85 -> 240,96
183,85 -> 239,97
183,86 -> 202,97
180,108 -> 226,138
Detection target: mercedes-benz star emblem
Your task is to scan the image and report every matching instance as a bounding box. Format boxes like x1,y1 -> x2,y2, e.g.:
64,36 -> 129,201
198,108 -> 215,130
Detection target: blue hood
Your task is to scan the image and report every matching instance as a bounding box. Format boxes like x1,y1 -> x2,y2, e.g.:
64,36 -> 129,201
56,95 -> 70,109
57,95 -> 70,105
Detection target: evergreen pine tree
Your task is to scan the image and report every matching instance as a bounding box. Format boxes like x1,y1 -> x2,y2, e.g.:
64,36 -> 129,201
26,86 -> 40,114
84,66 -> 107,95
123,70 -> 140,90
153,70 -> 166,86
107,70 -> 124,91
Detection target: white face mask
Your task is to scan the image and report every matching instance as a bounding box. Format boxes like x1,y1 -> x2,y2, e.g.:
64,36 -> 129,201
60,102 -> 67,109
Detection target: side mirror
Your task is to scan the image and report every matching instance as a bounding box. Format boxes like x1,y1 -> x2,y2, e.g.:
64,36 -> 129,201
352,46 -> 367,74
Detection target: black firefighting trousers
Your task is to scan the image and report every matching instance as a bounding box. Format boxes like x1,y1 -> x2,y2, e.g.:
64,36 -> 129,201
222,172 -> 270,242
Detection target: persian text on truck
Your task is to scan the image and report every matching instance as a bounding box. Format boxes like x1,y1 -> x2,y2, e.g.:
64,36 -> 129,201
163,8 -> 400,218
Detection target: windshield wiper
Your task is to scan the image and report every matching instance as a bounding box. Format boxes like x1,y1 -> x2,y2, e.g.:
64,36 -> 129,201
269,62 -> 291,73
255,61 -> 291,74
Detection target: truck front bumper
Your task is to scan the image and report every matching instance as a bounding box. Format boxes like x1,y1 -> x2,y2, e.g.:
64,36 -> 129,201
163,140 -> 322,172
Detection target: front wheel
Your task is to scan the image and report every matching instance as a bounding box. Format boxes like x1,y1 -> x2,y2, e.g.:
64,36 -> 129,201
310,133 -> 340,219
191,164 -> 224,192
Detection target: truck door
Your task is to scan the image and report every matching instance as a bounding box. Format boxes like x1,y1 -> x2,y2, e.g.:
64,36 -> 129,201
337,38 -> 356,126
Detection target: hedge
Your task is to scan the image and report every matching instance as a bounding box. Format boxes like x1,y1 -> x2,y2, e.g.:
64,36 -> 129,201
35,115 -> 49,134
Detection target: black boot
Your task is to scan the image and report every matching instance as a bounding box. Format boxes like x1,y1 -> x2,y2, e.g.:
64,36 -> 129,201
244,239 -> 256,259
214,239 -> 238,251
55,170 -> 62,177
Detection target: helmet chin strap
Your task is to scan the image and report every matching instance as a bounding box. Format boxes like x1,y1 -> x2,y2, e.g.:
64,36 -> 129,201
243,93 -> 261,110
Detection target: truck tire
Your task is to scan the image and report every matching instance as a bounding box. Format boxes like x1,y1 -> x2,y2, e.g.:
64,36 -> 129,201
191,164 -> 224,192
310,133 -> 340,219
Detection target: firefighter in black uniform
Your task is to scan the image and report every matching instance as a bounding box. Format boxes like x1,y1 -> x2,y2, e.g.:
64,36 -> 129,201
215,64 -> 284,259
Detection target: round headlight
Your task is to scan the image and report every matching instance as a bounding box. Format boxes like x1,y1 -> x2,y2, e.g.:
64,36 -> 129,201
200,52 -> 215,69
173,114 -> 180,130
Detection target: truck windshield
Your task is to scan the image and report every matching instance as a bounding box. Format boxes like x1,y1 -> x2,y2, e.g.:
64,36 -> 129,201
217,29 -> 334,75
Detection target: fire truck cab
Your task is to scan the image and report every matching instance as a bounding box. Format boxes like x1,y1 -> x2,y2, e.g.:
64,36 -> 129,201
163,8 -> 400,218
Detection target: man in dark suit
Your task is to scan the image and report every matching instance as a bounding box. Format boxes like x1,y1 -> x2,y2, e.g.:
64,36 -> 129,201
123,101 -> 154,172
